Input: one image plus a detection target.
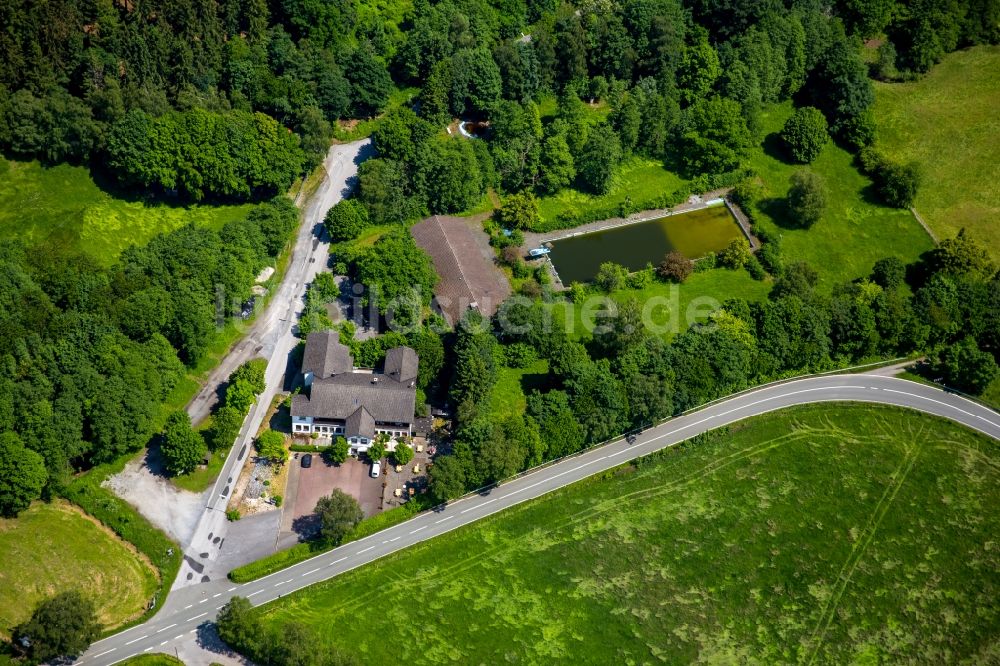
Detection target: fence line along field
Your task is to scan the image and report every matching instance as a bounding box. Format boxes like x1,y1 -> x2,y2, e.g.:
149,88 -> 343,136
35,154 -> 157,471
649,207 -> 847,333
248,404 -> 1000,664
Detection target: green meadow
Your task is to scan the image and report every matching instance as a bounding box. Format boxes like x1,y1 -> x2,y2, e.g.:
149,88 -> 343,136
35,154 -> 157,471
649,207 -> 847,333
874,45 -> 1000,258
0,501 -> 159,639
746,102 -> 934,289
0,158 -> 257,266
250,404 -> 1000,664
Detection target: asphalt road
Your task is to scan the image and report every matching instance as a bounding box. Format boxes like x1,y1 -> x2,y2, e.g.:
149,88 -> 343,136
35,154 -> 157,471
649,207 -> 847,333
77,373 -> 1000,665
175,139 -> 373,589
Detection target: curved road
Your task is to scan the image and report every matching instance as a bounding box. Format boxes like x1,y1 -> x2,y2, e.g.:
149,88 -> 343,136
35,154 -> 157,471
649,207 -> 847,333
78,374 -> 1000,664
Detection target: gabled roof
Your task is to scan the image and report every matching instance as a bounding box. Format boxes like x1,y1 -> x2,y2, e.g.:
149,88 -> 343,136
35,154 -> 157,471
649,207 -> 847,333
292,373 -> 416,424
344,406 -> 376,440
302,331 -> 352,379
383,346 -> 418,384
410,215 -> 512,325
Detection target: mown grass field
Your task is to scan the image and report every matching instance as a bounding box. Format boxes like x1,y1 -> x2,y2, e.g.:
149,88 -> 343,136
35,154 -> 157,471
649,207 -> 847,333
551,265 -> 772,342
487,359 -> 550,419
0,158 -> 256,265
874,45 -> 1000,258
0,501 -> 159,639
250,404 -> 1000,664
537,156 -> 688,226
747,102 -> 935,289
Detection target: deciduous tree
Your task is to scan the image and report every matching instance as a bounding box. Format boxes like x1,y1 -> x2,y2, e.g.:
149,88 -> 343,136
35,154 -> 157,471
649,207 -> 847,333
315,490 -> 363,544
495,192 -> 539,230
719,238 -> 751,269
780,106 -> 829,163
14,591 -> 100,663
428,454 -> 468,502
937,337 -> 999,394
161,411 -> 207,476
393,442 -> 414,466
658,251 -> 694,283
209,406 -> 244,452
256,430 -> 288,464
0,432 -> 46,518
576,123 -> 622,194
787,169 -> 827,228
325,199 -> 371,243
327,437 -> 350,464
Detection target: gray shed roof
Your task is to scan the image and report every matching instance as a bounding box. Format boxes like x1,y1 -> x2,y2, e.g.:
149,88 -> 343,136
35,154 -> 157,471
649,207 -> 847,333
345,406 -> 376,440
302,331 -> 352,379
291,373 -> 416,424
383,347 -> 419,384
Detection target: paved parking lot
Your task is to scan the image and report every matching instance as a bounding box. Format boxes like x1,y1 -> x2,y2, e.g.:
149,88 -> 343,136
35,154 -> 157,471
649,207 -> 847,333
285,456 -> 383,539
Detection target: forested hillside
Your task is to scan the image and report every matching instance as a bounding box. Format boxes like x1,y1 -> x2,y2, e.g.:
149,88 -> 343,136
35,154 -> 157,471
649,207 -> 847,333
0,199 -> 296,516
1,0 -> 996,205
0,0 -> 997,537
0,0 -> 400,199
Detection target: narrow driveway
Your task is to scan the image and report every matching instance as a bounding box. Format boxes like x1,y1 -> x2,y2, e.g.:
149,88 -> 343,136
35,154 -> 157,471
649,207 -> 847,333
175,139 -> 373,587
76,374 -> 1000,665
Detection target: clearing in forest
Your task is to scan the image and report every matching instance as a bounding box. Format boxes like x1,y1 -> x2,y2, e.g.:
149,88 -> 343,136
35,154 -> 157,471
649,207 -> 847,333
874,45 -> 1000,258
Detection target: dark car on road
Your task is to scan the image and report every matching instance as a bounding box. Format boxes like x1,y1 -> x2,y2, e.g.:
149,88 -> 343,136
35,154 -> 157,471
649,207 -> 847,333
301,453 -> 313,468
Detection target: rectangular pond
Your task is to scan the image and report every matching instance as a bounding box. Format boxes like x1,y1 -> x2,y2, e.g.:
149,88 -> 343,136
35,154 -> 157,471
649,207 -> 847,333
547,202 -> 744,284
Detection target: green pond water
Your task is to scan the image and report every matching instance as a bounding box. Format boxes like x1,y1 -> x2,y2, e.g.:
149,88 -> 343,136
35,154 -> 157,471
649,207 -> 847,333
548,203 -> 743,284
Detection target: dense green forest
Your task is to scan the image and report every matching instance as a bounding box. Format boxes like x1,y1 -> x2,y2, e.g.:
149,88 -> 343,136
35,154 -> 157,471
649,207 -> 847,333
1,0 -> 997,203
0,199 -> 296,516
0,0 -> 997,531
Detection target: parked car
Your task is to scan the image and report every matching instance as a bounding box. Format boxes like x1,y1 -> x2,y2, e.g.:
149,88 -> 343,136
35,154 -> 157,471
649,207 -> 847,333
301,454 -> 313,468
371,461 -> 381,478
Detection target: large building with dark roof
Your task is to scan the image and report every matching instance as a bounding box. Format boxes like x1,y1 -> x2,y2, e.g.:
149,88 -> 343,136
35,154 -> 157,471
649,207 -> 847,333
291,331 -> 418,452
410,214 -> 512,325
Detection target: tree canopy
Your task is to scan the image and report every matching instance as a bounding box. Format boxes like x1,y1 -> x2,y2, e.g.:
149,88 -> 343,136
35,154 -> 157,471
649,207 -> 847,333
14,591 -> 100,663
786,170 -> 827,228
315,490 -> 364,544
781,106 -> 829,163
106,108 -> 304,201
161,411 -> 207,477
0,432 -> 47,518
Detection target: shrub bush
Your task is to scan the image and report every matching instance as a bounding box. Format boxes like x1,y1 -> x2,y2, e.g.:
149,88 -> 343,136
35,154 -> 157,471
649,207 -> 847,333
786,170 -> 827,228
745,254 -> 767,280
780,106 -> 829,163
657,251 -> 694,283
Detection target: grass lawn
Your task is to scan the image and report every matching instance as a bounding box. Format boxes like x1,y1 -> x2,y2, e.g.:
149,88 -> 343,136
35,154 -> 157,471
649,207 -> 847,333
536,156 -> 688,228
119,655 -> 184,665
552,268 -> 772,340
487,359 -> 550,419
874,45 -> 1000,258
747,102 -> 935,289
0,500 -> 159,639
0,158 -> 257,266
249,404 -> 1000,664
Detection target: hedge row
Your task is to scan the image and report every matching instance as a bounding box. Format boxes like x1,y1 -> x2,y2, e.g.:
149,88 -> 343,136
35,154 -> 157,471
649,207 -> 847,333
228,494 -> 434,583
61,460 -> 182,635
